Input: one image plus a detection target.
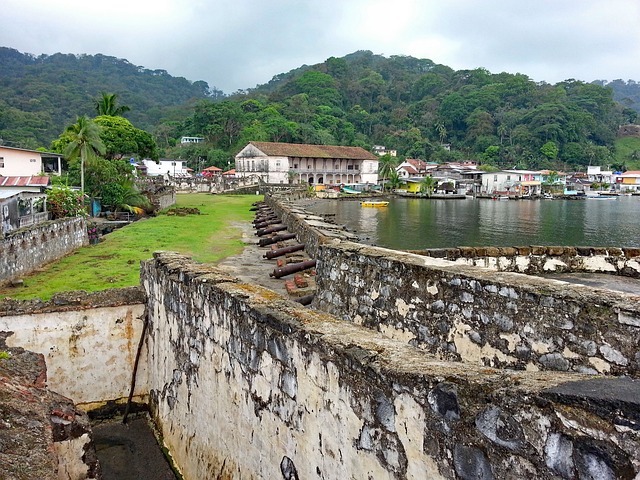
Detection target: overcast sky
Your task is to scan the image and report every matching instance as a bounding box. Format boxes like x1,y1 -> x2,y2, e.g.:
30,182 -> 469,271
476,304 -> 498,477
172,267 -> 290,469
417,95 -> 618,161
2,0 -> 639,94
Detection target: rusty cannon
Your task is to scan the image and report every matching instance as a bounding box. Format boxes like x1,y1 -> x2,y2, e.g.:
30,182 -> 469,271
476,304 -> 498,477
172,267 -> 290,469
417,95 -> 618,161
253,212 -> 278,224
254,219 -> 282,229
294,294 -> 315,306
255,225 -> 288,237
270,259 -> 317,278
263,243 -> 306,259
258,233 -> 297,247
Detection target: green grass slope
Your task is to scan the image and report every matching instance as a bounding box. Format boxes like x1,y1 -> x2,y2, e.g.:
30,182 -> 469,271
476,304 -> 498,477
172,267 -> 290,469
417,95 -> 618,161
0,194 -> 260,300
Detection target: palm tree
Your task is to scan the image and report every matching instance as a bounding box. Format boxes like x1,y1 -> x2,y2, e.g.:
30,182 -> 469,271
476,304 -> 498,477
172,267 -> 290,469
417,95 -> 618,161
63,116 -> 106,194
420,175 -> 438,197
387,170 -> 403,192
378,154 -> 398,191
94,92 -> 131,116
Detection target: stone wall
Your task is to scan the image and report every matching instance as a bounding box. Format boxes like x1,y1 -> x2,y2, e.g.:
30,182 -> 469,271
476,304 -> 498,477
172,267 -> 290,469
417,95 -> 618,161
0,339 -> 100,479
141,252 -> 640,479
0,287 -> 147,408
0,217 -> 88,284
409,245 -> 640,277
313,241 -> 640,377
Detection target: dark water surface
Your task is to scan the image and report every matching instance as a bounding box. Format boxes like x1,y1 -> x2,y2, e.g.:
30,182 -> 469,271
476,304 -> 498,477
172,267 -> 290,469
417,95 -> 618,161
306,196 -> 640,249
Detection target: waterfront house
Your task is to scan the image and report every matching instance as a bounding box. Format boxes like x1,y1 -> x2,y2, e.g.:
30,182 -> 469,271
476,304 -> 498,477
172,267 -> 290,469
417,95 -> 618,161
396,159 -> 435,179
617,171 -> 640,191
481,170 -> 543,196
235,142 -> 379,185
0,145 -> 64,176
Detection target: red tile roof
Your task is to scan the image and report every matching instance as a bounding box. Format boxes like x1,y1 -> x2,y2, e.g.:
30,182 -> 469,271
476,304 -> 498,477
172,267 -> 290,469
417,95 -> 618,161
399,165 -> 419,175
0,176 -> 51,187
248,142 -> 378,160
203,166 -> 222,171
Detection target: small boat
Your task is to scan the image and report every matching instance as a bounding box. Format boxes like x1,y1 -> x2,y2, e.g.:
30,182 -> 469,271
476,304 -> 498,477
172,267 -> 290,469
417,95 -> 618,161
361,201 -> 389,207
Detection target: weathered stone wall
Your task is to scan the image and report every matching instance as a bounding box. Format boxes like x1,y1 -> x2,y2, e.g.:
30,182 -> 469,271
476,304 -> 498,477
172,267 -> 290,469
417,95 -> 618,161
0,217 -> 88,284
409,245 -> 640,277
0,339 -> 101,479
313,241 -> 640,377
141,252 -> 640,480
0,287 -> 147,408
154,191 -> 176,211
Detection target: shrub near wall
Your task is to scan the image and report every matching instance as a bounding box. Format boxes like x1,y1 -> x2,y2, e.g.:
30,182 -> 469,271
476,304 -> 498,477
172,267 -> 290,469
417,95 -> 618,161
0,217 -> 87,284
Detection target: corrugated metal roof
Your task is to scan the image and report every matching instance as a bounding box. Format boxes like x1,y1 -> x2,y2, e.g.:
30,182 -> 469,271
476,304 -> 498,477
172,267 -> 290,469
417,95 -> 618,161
0,176 -> 51,187
248,142 -> 378,161
0,145 -> 62,157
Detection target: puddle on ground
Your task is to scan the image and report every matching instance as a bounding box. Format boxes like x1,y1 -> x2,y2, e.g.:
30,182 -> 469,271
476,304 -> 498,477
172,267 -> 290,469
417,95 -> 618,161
92,415 -> 177,480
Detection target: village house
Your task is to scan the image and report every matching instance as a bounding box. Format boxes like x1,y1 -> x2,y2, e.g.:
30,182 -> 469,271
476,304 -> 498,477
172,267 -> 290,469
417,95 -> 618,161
617,170 -> 640,191
482,170 -> 542,196
234,142 -> 379,185
141,159 -> 190,177
0,176 -> 51,235
0,145 -> 64,176
396,159 -> 435,178
481,170 -> 568,196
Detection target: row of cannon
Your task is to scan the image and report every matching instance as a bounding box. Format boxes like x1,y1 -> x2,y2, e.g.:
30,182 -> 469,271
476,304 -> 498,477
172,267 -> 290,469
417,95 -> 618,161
251,202 -> 317,301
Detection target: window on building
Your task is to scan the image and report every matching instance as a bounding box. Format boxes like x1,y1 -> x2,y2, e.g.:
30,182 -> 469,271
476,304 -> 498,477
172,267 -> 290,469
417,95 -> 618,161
494,175 -> 498,181
507,175 -> 511,181
0,157 -> 4,168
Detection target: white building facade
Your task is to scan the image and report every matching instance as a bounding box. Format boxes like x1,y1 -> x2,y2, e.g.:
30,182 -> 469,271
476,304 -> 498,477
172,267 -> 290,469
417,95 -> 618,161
142,159 -> 190,177
235,142 -> 379,185
0,146 -> 63,176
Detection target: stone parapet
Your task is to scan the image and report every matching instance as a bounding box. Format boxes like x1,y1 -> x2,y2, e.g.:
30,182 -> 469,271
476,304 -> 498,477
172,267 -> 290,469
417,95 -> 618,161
141,251 -> 640,479
313,241 -> 640,377
0,217 -> 88,284
409,245 -> 640,277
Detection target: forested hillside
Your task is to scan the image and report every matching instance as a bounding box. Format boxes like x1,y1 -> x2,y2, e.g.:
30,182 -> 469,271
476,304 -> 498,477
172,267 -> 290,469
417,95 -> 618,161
2,47 -> 640,171
166,51 -> 639,171
0,47 -> 218,148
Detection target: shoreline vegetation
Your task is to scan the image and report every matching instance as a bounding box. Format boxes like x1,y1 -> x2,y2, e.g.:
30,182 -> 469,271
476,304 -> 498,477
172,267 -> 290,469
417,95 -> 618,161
0,194 -> 260,301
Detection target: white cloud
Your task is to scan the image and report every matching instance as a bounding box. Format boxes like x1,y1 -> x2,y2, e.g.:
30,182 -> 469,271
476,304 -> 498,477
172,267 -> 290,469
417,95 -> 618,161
1,0 -> 639,92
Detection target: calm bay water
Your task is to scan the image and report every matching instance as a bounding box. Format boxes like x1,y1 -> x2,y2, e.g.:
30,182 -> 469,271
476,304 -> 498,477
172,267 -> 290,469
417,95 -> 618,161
306,196 -> 640,249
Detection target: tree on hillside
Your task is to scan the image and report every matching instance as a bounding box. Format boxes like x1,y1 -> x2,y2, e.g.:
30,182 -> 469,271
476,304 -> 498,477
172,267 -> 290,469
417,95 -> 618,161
94,115 -> 159,160
94,92 -> 131,117
63,116 -> 106,194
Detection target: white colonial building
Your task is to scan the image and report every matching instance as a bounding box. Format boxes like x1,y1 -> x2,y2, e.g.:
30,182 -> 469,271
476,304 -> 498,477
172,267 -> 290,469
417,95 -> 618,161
235,142 -> 379,185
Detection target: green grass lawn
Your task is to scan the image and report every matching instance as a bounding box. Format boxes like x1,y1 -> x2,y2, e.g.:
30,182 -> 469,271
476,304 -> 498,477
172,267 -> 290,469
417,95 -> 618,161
0,193 -> 261,301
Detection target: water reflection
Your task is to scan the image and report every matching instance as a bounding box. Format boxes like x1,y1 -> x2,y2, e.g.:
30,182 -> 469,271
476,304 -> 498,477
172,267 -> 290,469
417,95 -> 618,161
306,196 -> 640,249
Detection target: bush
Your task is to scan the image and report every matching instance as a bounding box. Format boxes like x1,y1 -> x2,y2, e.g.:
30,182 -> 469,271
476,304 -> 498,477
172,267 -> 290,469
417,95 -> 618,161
47,185 -> 86,219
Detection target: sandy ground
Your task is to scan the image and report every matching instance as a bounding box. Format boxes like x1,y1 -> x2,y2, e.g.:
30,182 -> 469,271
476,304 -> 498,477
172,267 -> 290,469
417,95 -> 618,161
217,222 -> 294,296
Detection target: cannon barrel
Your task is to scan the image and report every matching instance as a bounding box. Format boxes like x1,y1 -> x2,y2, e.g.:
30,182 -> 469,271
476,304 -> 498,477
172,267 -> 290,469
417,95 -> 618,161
263,243 -> 306,259
254,219 -> 282,229
294,294 -> 315,306
258,233 -> 297,247
253,214 -> 277,224
255,225 -> 287,237
270,259 -> 317,278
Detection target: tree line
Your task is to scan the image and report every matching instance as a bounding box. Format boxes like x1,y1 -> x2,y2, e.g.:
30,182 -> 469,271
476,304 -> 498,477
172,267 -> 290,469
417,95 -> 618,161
2,47 -> 640,173
161,51 -> 639,172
